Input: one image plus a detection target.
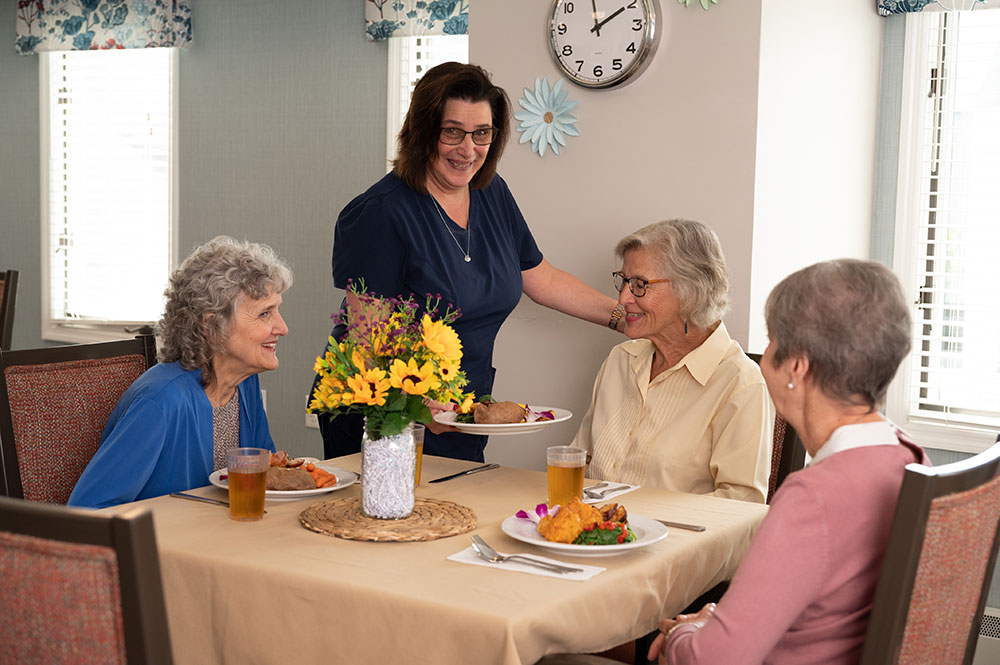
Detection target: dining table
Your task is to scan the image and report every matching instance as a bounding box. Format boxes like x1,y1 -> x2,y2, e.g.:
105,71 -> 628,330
105,453 -> 769,665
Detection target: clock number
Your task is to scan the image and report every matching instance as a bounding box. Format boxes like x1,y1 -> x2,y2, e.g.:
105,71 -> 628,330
562,44 -> 573,57
632,19 -> 643,31
575,60 -> 584,72
626,42 -> 636,53
557,22 -> 567,35
593,65 -> 603,77
564,2 -> 574,13
612,58 -> 622,71
627,0 -> 637,7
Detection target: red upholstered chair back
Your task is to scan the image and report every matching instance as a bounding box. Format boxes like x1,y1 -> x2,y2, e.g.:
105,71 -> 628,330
0,497 -> 173,665
1,532 -> 128,664
0,335 -> 156,502
0,269 -> 18,350
746,353 -> 806,503
860,437 -> 1000,665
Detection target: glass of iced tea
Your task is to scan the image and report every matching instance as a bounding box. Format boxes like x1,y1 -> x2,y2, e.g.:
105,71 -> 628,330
546,446 -> 586,508
226,448 -> 270,521
413,423 -> 426,486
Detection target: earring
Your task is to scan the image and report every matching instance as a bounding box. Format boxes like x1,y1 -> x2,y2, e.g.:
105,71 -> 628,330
684,320 -> 689,335
786,382 -> 795,390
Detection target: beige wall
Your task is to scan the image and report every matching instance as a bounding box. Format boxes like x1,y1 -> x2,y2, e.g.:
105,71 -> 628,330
472,0 -> 882,471
750,0 -> 883,351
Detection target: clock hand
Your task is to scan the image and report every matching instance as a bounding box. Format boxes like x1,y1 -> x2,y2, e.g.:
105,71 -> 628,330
591,6 -> 625,33
591,0 -> 601,36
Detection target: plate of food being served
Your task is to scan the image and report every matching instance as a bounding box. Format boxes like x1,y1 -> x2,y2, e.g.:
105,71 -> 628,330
209,450 -> 357,501
500,499 -> 668,557
433,396 -> 572,435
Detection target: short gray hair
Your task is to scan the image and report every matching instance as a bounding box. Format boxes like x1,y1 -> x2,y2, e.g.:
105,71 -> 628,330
765,259 -> 910,410
157,236 -> 293,383
614,219 -> 729,328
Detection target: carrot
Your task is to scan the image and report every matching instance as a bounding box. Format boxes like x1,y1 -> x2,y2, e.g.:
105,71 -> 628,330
305,462 -> 316,472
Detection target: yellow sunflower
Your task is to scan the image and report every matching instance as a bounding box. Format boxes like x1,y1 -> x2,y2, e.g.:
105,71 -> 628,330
388,358 -> 440,396
437,359 -> 461,383
421,315 -> 462,362
346,367 -> 390,406
458,393 -> 476,414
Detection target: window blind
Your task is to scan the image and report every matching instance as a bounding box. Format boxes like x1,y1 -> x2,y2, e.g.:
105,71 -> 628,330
386,35 -> 469,166
904,10 -> 1000,429
44,48 -> 174,328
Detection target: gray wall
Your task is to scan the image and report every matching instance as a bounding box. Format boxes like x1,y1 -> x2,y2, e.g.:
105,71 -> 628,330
0,1 -> 386,459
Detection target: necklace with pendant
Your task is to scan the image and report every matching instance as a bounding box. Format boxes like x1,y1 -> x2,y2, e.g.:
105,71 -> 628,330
430,195 -> 471,262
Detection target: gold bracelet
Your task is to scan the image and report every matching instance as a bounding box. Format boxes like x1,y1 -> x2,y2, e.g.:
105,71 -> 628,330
608,303 -> 624,330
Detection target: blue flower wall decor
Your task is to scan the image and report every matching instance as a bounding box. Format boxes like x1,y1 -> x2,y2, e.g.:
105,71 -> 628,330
678,0 -> 719,10
514,78 -> 580,158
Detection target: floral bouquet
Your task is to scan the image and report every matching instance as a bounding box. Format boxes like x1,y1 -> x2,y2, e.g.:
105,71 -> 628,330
308,282 -> 473,441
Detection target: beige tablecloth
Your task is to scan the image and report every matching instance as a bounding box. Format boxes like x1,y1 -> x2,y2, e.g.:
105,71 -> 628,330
110,454 -> 767,665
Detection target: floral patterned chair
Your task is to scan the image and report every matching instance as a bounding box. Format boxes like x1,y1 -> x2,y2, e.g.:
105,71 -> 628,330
0,335 -> 156,502
860,435 -> 1000,665
0,496 -> 173,664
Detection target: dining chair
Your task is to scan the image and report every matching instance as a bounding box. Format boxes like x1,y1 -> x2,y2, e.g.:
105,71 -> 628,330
859,436 -> 1000,665
0,496 -> 174,665
0,334 -> 156,503
746,352 -> 806,503
0,269 -> 18,350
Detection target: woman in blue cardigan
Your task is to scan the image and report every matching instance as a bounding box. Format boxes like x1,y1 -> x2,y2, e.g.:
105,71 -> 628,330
69,236 -> 292,508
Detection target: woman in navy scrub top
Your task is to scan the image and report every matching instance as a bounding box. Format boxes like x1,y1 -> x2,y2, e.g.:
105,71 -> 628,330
318,63 -> 623,462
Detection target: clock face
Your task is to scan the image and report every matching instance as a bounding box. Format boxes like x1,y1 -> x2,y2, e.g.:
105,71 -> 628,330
549,0 -> 659,89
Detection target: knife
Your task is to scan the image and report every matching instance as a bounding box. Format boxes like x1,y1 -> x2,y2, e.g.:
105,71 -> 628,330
654,518 -> 706,532
169,491 -> 267,514
428,463 -> 500,484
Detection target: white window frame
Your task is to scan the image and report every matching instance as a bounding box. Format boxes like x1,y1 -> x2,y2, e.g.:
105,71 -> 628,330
39,49 -> 179,344
386,35 -> 469,170
886,11 -> 999,454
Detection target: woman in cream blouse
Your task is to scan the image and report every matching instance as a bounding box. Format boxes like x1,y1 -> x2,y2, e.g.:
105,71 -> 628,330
571,219 -> 773,503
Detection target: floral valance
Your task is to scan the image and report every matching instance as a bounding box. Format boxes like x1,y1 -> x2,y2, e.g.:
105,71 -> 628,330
365,0 -> 468,42
878,0 -> 994,15
16,0 -> 192,55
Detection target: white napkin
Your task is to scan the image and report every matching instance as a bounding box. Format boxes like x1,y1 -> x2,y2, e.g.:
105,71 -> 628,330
448,546 -> 605,581
583,483 -> 640,504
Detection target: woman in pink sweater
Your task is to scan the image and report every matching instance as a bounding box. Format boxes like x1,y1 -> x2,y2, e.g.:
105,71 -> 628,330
645,258 -> 928,665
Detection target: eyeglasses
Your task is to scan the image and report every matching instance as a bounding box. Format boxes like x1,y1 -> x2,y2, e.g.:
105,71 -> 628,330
612,271 -> 670,298
439,126 -> 497,146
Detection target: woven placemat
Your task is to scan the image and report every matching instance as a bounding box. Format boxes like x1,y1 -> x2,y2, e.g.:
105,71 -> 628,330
299,496 -> 477,542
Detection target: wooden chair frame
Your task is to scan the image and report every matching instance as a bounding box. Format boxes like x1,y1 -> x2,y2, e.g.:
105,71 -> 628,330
0,334 -> 157,499
0,269 -> 18,350
0,496 -> 174,664
746,352 -> 806,501
860,437 -> 1000,665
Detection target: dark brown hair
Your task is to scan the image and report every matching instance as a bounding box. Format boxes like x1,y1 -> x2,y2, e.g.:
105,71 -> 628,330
393,62 -> 510,193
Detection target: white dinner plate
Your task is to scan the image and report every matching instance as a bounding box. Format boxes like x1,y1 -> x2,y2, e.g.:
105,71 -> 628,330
209,460 -> 357,501
500,514 -> 668,557
433,406 -> 572,435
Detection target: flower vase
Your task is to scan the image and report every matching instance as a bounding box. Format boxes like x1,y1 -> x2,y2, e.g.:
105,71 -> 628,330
361,421 -> 416,519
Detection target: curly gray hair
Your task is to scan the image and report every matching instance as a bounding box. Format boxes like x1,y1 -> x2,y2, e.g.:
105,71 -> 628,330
614,219 -> 730,328
157,236 -> 293,384
765,259 -> 911,410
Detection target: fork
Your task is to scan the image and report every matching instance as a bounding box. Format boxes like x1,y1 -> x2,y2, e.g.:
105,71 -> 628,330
583,484 -> 630,500
470,535 -> 583,574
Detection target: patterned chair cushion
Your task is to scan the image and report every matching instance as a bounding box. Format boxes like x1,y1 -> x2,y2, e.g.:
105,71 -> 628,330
766,416 -> 788,503
898,473 -> 1000,665
0,531 -> 127,665
5,354 -> 147,504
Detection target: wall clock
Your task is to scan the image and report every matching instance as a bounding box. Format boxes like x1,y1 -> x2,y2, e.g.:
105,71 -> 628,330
549,0 -> 660,90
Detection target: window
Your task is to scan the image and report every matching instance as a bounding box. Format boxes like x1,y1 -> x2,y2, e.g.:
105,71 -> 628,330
887,10 -> 1000,453
386,35 -> 469,168
40,48 -> 177,343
